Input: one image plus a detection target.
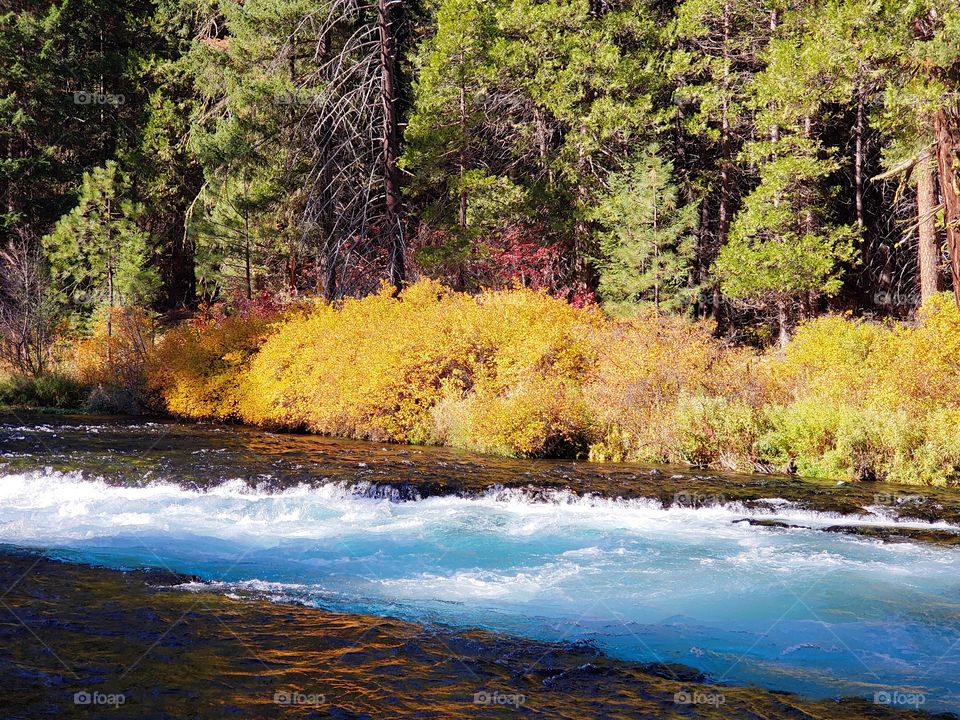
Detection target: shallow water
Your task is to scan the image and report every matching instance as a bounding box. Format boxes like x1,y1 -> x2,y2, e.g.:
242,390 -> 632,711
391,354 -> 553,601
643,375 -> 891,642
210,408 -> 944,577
2,413 -> 960,714
2,551 -> 939,720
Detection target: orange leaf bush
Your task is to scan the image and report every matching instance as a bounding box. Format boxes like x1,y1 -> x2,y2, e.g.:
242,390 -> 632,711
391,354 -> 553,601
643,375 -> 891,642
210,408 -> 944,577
69,307 -> 161,411
146,310 -> 275,420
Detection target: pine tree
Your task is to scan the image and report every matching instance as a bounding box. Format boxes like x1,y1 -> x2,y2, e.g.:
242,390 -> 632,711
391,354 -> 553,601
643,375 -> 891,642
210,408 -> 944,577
873,0 -> 960,305
716,3 -> 857,344
401,0 -> 499,284
42,161 -> 158,333
589,146 -> 698,315
670,0 -> 776,318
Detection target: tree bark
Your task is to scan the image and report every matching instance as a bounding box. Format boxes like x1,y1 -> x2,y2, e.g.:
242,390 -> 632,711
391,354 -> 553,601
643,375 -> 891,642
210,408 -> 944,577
717,0 -> 731,246
776,297 -> 790,348
714,0 -> 732,329
803,115 -> 815,235
916,153 -> 940,303
934,108 -> 960,304
244,212 -> 252,300
854,83 -> 865,229
458,62 -> 468,231
378,0 -> 405,291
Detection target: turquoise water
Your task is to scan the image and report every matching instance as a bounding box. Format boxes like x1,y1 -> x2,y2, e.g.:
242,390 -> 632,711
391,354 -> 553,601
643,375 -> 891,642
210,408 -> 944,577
0,468 -> 958,711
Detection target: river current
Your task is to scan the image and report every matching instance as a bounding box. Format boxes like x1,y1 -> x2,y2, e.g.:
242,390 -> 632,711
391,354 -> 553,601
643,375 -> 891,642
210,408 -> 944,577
1,413 -> 958,716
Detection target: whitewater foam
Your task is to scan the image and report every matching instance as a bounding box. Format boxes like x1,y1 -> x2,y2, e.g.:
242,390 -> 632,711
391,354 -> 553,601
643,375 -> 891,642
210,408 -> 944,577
3,469 -> 960,707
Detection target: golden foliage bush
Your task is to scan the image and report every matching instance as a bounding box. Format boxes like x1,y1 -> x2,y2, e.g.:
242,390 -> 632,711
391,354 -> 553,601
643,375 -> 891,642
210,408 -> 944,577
238,281 -> 600,456
759,293 -> 960,484
146,308 -> 275,419
142,285 -> 960,483
71,307 -> 160,392
584,313 -> 761,467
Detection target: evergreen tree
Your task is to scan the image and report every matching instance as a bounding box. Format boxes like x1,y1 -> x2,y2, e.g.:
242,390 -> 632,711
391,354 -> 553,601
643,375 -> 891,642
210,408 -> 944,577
401,0 -> 498,283
589,147 -> 698,315
873,0 -> 960,304
43,161 -> 158,332
189,0 -> 416,299
670,0 -> 776,318
716,3 -> 857,344
403,0 -> 668,293
0,0 -> 146,243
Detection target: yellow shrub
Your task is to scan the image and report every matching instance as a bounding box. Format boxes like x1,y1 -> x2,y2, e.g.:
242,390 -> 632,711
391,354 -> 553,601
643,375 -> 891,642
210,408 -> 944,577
141,283 -> 960,484
147,310 -> 275,419
585,312 -> 758,463
438,375 -> 591,457
872,293 -> 960,411
71,307 -> 160,392
901,409 -> 960,485
235,280 -> 600,455
672,395 -> 759,471
768,314 -> 884,406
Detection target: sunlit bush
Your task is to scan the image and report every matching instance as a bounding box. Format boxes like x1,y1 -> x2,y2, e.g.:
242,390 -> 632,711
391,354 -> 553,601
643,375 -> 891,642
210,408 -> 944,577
767,314 -> 883,406
584,312 -> 759,464
147,306 -> 276,419
239,281 -> 599,456
141,285 -> 960,484
756,294 -> 960,484
672,395 -> 760,471
873,293 -> 960,410
71,307 -> 160,389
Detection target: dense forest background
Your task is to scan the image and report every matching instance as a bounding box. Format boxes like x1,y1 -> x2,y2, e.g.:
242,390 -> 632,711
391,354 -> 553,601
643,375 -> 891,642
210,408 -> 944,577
2,0 -> 960,372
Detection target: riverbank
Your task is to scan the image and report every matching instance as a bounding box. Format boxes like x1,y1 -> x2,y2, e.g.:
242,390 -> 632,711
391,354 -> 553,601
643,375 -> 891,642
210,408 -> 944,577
5,411 -> 960,539
41,281 -> 960,485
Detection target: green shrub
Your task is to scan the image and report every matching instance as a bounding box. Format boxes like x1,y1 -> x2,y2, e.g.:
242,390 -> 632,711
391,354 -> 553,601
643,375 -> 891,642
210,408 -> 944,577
0,373 -> 87,409
672,395 -> 759,471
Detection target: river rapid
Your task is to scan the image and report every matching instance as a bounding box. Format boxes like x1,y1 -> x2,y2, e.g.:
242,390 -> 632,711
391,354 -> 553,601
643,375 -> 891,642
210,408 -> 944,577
0,413 -> 958,717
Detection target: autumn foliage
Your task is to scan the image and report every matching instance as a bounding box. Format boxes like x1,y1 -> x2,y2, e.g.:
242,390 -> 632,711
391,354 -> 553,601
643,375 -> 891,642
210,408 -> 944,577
144,283 -> 960,485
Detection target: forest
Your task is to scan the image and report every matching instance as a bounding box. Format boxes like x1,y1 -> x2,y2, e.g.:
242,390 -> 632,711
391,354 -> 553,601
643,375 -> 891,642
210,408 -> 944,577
4,0 -> 960,335
3,0 -> 960,482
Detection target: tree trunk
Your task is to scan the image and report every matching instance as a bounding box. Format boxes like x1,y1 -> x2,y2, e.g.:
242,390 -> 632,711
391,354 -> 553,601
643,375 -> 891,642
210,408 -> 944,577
714,0 -> 731,329
934,108 -> 960,304
803,115 -> 815,235
916,153 -> 940,303
458,50 -> 468,232
854,83 -> 865,229
768,13 -> 779,143
717,0 -> 731,245
106,197 -> 114,341
244,213 -> 252,300
324,242 -> 338,301
776,297 -> 790,348
378,0 -> 405,291
652,183 -> 660,316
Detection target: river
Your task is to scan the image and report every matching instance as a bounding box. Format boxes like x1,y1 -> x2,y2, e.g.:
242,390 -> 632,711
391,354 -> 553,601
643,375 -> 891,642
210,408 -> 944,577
0,413 -> 957,717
